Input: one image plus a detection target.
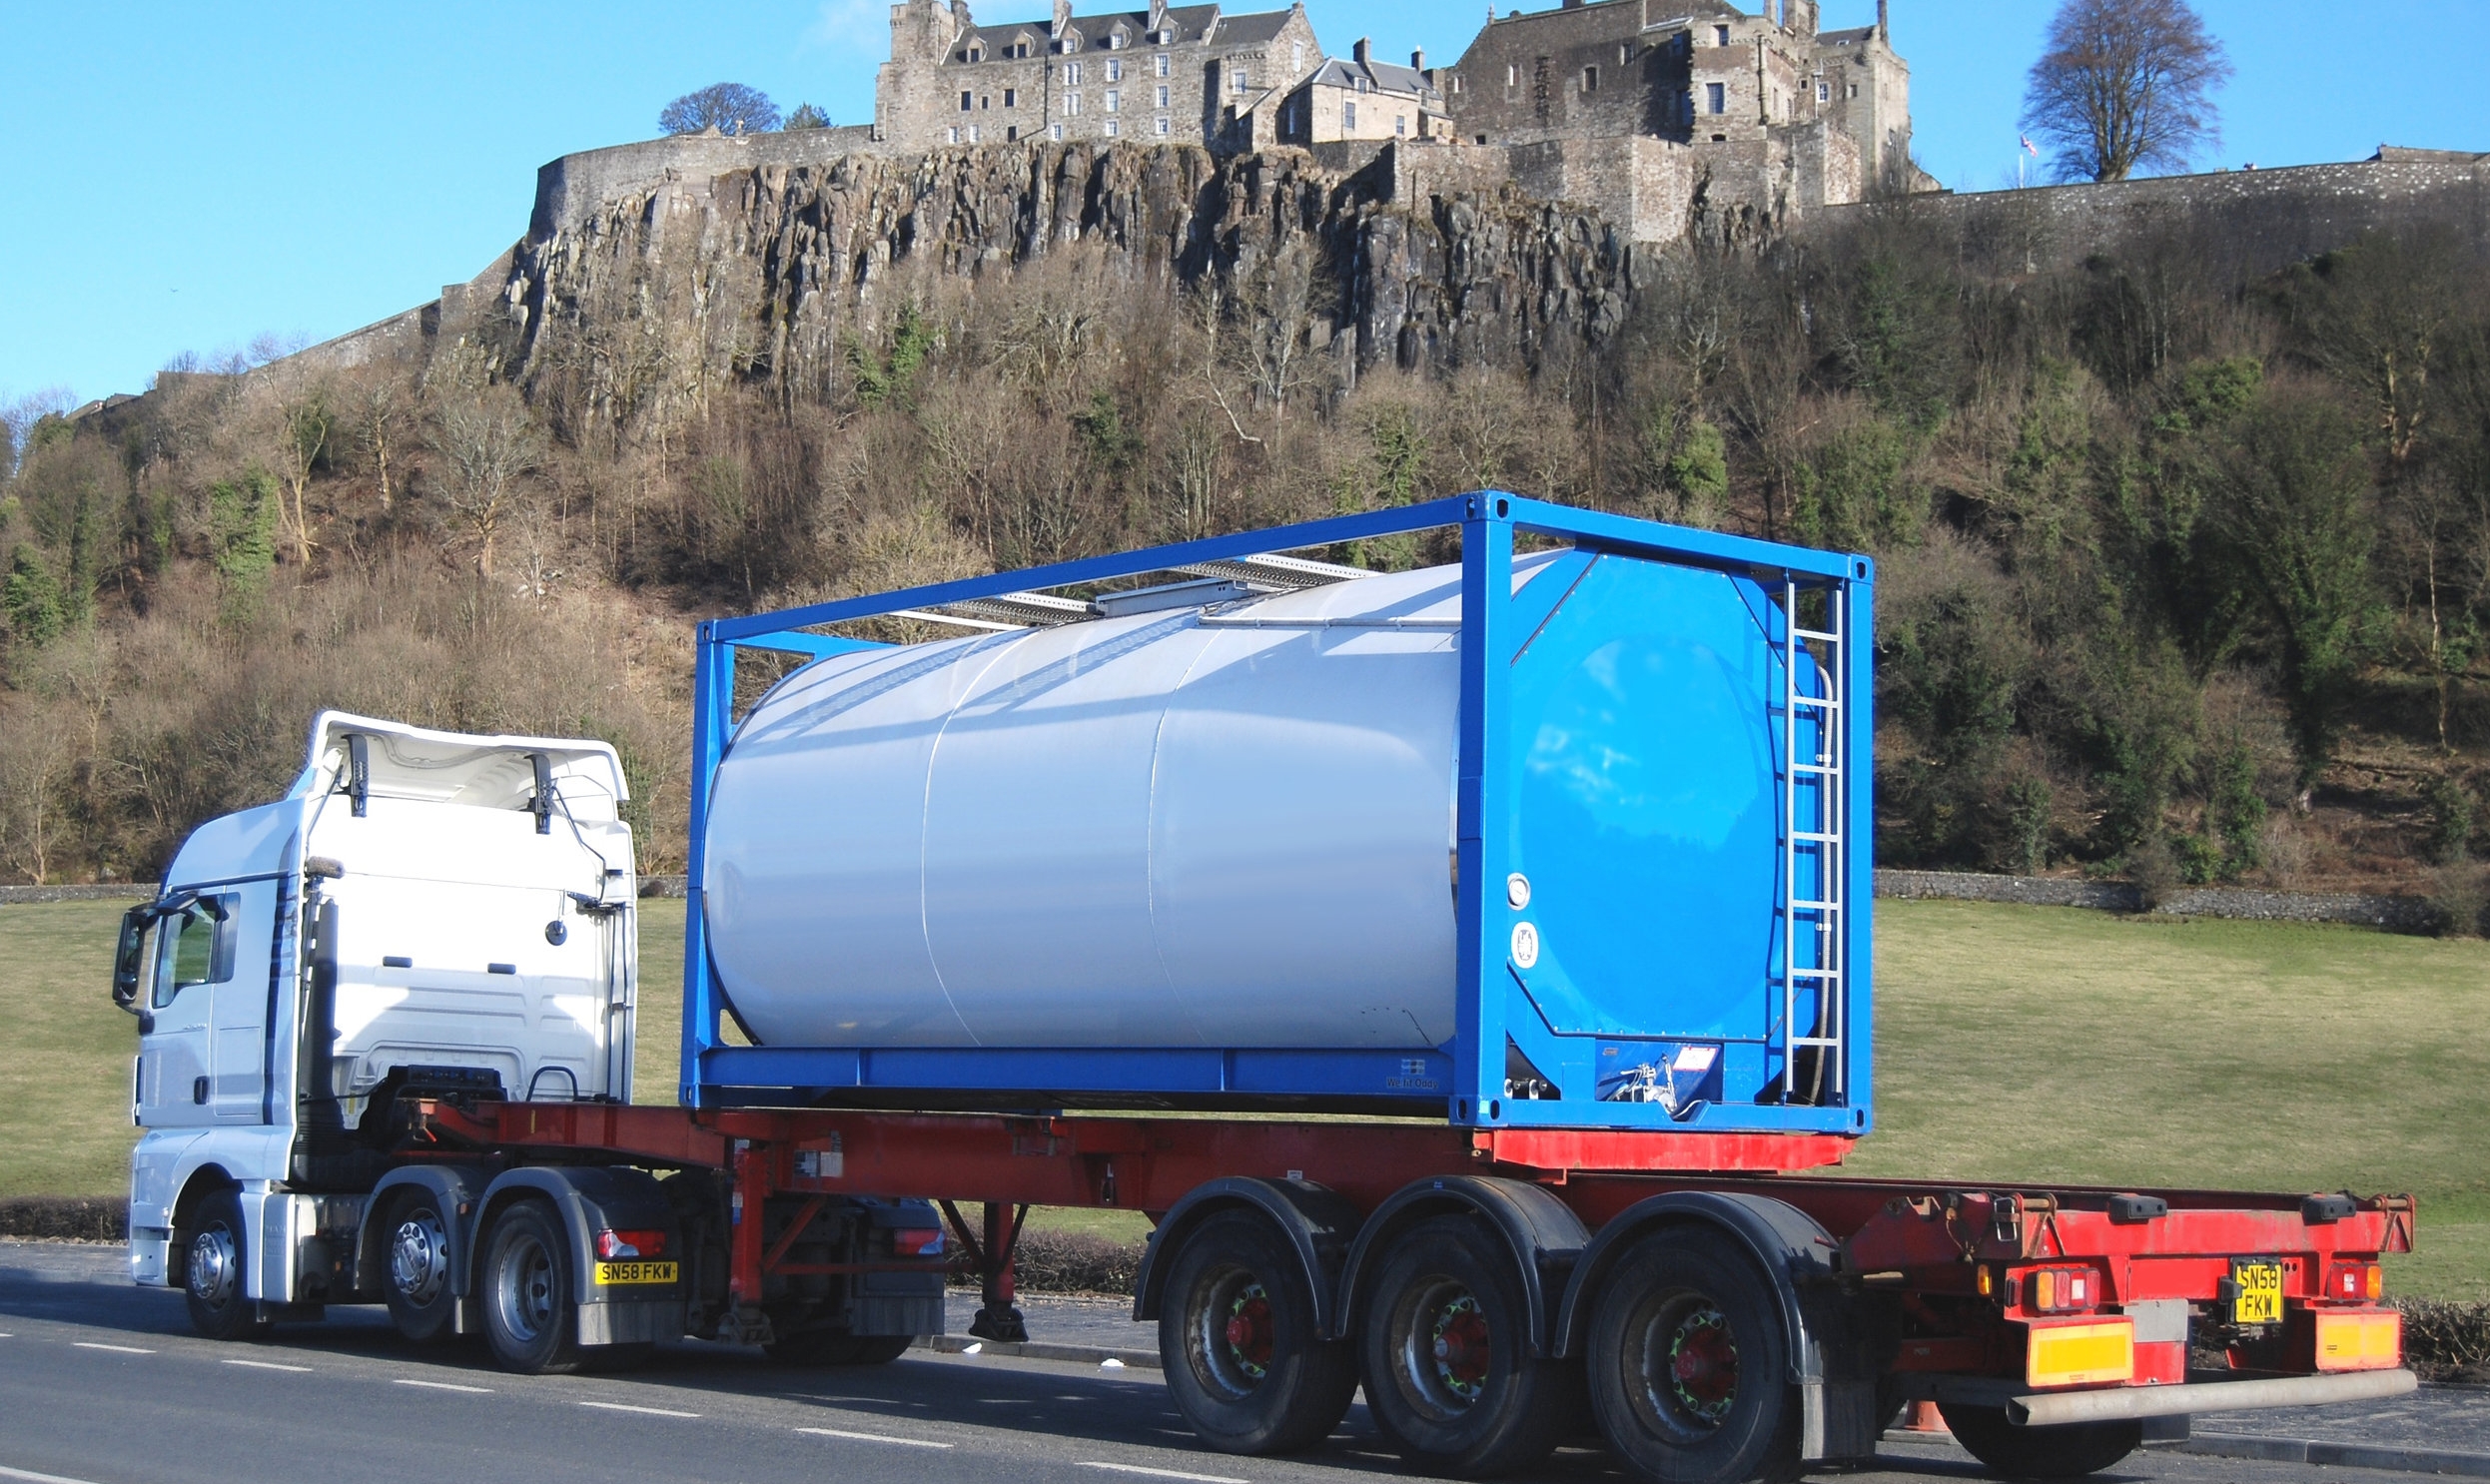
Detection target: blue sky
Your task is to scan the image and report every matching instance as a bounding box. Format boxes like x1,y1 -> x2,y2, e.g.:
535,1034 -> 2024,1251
2,1 -> 2479,408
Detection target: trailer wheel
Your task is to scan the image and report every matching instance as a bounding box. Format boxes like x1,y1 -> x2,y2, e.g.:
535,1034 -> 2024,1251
1357,1214 -> 1578,1477
1939,1405 -> 2140,1479
182,1188 -> 272,1342
382,1192 -> 458,1345
1160,1209 -> 1356,1455
1584,1226 -> 1799,1484
480,1200 -> 582,1375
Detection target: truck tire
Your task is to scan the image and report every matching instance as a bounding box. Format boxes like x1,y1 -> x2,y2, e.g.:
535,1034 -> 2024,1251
480,1200 -> 582,1374
767,1332 -> 914,1367
1939,1405 -> 2140,1479
382,1191 -> 458,1345
1160,1209 -> 1357,1456
183,1188 -> 273,1342
1357,1213 -> 1577,1477
1582,1226 -> 1800,1484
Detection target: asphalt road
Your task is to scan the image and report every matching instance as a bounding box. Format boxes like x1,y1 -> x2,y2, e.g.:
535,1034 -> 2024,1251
0,1242 -> 2434,1484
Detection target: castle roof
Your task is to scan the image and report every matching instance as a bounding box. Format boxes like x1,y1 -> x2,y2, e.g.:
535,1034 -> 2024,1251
1304,56 -> 1436,101
954,4 -> 1296,56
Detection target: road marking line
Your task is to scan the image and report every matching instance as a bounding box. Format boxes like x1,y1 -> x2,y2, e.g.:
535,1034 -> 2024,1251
796,1427 -> 953,1449
0,1464 -> 110,1484
1078,1464 -> 1249,1484
69,1342 -> 154,1355
393,1378 -> 493,1393
222,1358 -> 313,1373
577,1400 -> 700,1419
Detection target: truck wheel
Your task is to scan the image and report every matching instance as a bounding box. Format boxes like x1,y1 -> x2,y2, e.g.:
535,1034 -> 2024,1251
183,1188 -> 272,1342
383,1192 -> 458,1345
480,1201 -> 581,1375
1160,1209 -> 1357,1455
1939,1405 -> 2141,1479
767,1332 -> 913,1366
1357,1213 -> 1577,1477
1583,1226 -> 1800,1484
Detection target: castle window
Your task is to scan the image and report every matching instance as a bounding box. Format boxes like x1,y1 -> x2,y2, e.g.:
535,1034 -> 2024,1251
1107,30 -> 1126,50
1343,100 -> 1357,131
961,91 -> 974,111
1395,114 -> 1407,136
947,127 -> 960,144
1106,88 -> 1121,112
1067,93 -> 1082,115
1052,123 -> 1065,140
1714,25 -> 1731,46
968,125 -> 981,143
1621,43 -> 1633,64
1066,61 -> 1084,85
1234,67 -> 1252,93
1817,80 -> 1829,102
1707,82 -> 1726,114
1156,53 -> 1171,77
1848,83 -> 1858,98
981,95 -> 991,109
1156,116 -> 1172,136
1505,64 -> 1518,89
1156,84 -> 1171,108
1107,58 -> 1123,82
1107,117 -> 1121,135
1005,89 -> 1018,108
1583,66 -> 1599,92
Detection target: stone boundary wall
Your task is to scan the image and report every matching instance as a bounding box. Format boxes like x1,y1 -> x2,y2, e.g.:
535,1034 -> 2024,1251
0,885 -> 151,905
1868,155 -> 2489,278
530,126 -> 880,239
1874,870 -> 2441,934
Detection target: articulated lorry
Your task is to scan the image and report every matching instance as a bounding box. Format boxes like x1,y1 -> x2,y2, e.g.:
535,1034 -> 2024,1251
117,494 -> 2416,1482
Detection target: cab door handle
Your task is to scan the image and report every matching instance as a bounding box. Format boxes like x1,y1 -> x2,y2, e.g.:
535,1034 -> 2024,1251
193,1077 -> 210,1105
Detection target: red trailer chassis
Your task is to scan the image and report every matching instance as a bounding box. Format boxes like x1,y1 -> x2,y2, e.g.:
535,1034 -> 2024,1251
414,1100 -> 2416,1479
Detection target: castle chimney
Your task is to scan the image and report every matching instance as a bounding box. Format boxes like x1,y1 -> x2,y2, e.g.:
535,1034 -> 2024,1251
1353,36 -> 1372,66
1412,48 -> 1426,71
1053,0 -> 1072,41
1148,0 -> 1169,36
1877,0 -> 1889,36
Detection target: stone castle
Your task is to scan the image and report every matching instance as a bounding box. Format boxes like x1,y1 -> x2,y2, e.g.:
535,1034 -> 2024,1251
871,0 -> 1931,227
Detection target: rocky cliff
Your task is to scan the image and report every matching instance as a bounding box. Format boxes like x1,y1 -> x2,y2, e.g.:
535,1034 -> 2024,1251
496,142 -> 1653,420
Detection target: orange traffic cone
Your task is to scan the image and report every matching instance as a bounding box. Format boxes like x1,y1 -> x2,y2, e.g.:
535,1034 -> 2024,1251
1899,1400 -> 1950,1434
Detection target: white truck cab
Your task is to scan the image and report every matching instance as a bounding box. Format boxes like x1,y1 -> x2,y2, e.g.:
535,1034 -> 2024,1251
120,712 -> 637,1333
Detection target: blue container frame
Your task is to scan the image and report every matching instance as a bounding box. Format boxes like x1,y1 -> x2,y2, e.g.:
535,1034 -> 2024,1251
680,493 -> 1874,1134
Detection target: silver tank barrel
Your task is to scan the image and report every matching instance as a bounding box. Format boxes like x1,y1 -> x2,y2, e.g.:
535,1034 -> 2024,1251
700,560 -> 1537,1051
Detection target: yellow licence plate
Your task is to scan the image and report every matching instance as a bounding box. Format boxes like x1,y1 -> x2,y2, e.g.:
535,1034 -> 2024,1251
595,1260 -> 679,1286
2231,1259 -> 2284,1325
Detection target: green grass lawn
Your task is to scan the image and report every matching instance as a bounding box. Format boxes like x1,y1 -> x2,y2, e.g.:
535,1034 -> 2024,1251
11,896 -> 2485,1298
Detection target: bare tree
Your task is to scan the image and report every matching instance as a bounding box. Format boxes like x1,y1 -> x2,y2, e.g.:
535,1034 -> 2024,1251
427,356 -> 545,577
2022,0 -> 2232,183
263,376 -> 335,565
347,364 -> 416,512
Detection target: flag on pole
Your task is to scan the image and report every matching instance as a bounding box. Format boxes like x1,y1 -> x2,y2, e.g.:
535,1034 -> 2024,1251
2021,135 -> 2040,157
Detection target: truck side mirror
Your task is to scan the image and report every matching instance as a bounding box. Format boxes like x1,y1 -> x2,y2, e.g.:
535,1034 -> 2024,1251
112,905 -> 152,1014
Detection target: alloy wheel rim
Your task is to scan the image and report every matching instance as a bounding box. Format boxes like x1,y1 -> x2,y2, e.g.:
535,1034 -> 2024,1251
391,1210 -> 449,1307
188,1222 -> 238,1308
495,1232 -> 556,1342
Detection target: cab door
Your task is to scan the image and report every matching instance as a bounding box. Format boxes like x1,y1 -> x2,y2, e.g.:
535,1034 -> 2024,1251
135,894 -> 238,1128
208,879 -> 280,1123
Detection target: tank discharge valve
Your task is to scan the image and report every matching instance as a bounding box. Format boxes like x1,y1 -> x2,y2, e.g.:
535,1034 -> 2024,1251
1608,1045 -> 1721,1118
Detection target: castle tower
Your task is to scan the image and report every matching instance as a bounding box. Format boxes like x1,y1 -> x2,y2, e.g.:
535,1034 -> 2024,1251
1786,0 -> 1820,36
890,0 -> 952,63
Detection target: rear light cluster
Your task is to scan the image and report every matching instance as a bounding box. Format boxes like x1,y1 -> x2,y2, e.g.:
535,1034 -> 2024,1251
892,1227 -> 945,1257
596,1227 -> 667,1259
2024,1267 -> 2099,1313
2326,1262 -> 2384,1301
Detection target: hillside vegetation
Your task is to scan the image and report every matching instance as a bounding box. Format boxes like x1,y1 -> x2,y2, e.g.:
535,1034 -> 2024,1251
0,188 -> 2487,900
8,897 -> 2479,1299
